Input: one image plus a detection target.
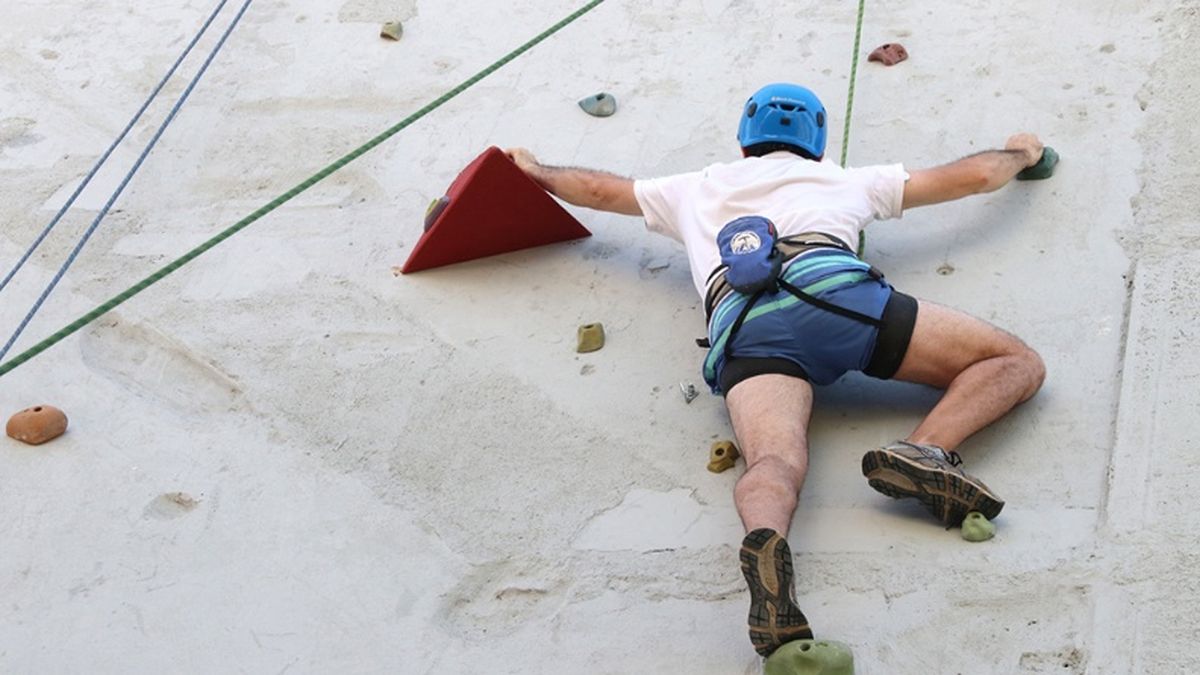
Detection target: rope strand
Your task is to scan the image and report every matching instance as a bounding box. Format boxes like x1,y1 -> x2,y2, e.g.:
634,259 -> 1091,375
841,0 -> 868,256
0,0 -> 255,363
840,0 -> 867,169
0,0 -> 231,296
0,0 -> 608,378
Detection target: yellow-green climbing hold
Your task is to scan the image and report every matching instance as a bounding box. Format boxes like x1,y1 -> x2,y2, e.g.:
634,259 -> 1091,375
424,195 -> 449,230
380,21 -> 404,41
706,440 -> 740,473
960,511 -> 996,542
764,640 -> 855,675
576,323 -> 605,353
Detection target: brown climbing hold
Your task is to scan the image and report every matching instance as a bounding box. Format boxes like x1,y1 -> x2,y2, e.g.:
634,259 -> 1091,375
868,43 -> 908,66
707,440 -> 741,473
6,405 -> 68,446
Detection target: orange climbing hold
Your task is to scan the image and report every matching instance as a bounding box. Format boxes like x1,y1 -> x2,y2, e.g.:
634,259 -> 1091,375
6,405 -> 68,445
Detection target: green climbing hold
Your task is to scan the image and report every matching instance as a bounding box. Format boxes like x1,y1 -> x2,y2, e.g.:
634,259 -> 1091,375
424,196 -> 450,230
579,92 -> 617,117
764,640 -> 855,675
1016,146 -> 1059,181
960,511 -> 996,542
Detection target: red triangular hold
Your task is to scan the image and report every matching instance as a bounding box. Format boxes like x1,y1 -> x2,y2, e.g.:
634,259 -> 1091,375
401,146 -> 592,273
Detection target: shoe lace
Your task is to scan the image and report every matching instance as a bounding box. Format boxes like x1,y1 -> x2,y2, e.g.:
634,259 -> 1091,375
898,440 -> 964,467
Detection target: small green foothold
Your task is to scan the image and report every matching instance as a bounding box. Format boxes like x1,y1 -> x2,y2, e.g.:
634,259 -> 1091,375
576,323 -> 605,353
1016,146 -> 1059,181
424,195 -> 450,231
763,640 -> 855,675
380,21 -> 404,41
960,511 -> 996,542
579,92 -> 617,117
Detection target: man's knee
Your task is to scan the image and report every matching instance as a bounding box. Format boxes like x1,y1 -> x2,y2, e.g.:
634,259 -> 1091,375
995,335 -> 1045,400
742,453 -> 807,484
1015,342 -> 1046,399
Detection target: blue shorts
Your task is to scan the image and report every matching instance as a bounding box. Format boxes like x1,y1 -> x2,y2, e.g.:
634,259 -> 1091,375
702,249 -> 917,394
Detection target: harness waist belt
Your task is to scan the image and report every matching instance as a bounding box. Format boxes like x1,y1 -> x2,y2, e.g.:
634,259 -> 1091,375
703,231 -> 854,320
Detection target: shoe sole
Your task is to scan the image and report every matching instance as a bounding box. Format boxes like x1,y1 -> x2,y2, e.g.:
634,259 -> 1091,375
861,449 -> 1004,525
740,529 -> 813,657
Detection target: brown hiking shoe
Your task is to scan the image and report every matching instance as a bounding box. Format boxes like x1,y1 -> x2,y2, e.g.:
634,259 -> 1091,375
861,441 -> 1005,525
739,528 -> 813,657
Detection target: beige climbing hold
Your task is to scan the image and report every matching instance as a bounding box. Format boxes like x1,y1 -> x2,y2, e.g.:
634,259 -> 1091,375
707,440 -> 740,473
576,323 -> 605,353
145,492 -> 201,520
6,405 -> 68,446
961,511 -> 996,542
380,21 -> 404,41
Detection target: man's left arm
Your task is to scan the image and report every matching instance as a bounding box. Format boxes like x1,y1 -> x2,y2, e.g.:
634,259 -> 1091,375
901,133 -> 1044,210
506,148 -> 643,216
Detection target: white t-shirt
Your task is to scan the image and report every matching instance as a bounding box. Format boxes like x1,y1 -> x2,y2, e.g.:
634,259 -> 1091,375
633,151 -> 909,299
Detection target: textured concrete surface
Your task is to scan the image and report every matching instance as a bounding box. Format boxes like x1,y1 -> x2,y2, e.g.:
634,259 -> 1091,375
1,1 -> 1198,673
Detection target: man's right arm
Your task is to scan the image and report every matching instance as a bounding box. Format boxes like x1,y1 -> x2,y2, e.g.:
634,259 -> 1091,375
901,133 -> 1044,210
505,148 -> 643,216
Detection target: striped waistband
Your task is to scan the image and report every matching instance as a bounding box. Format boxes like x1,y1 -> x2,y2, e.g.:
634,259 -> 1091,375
703,232 -> 853,320
701,258 -> 876,384
707,249 -> 874,330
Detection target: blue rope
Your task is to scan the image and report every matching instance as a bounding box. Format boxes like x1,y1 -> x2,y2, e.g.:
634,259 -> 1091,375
0,0 -> 254,363
0,0 -> 231,296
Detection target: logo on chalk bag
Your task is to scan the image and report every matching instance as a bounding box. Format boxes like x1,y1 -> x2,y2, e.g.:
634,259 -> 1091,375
730,231 -> 762,254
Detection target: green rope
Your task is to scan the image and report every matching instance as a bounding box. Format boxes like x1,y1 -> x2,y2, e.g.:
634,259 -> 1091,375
841,0 -> 867,255
0,0 -> 606,378
839,0 -> 867,169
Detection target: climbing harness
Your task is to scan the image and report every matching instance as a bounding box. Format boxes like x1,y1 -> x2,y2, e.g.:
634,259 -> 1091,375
0,0 -> 254,364
0,0 -> 233,297
703,230 -> 878,322
698,220 -> 886,362
0,0 -> 607,378
700,245 -> 886,388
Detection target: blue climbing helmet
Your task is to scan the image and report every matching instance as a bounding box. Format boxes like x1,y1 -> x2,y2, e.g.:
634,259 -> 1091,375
736,83 -> 827,158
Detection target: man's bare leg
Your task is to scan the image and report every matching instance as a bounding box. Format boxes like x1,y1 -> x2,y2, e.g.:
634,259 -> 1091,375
863,299 -> 1046,524
727,374 -> 814,533
893,300 -> 1045,451
725,373 -> 815,656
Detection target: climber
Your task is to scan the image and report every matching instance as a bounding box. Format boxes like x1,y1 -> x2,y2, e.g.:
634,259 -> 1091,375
505,82 -> 1046,657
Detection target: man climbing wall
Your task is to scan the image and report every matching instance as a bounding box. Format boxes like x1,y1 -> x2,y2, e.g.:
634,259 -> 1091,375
507,82 -> 1048,659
